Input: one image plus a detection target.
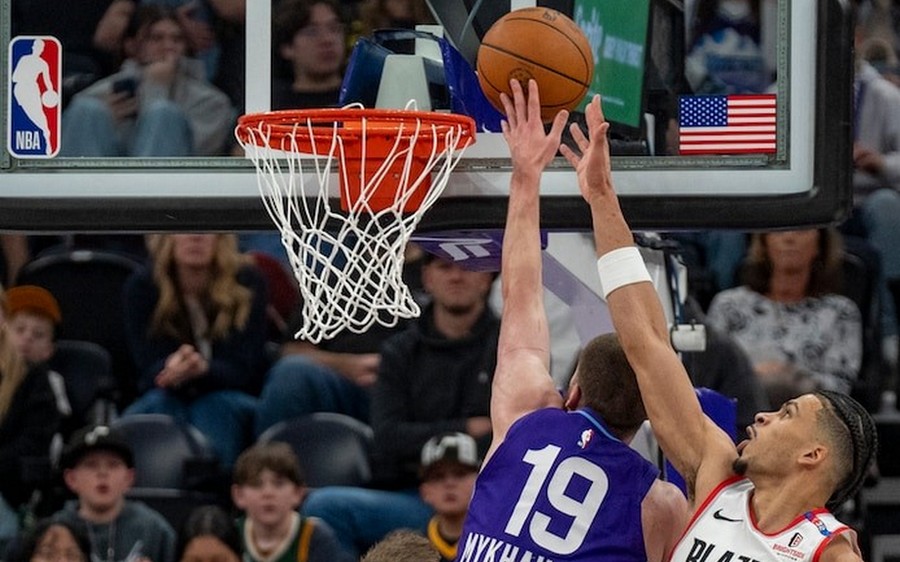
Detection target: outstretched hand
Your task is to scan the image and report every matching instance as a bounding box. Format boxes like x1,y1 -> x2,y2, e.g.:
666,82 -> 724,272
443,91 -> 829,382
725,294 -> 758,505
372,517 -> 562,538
500,79 -> 569,179
559,94 -> 612,204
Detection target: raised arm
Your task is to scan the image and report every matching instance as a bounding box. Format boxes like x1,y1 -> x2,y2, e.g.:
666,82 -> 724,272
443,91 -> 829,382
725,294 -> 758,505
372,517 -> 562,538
559,96 -> 737,500
486,80 -> 569,463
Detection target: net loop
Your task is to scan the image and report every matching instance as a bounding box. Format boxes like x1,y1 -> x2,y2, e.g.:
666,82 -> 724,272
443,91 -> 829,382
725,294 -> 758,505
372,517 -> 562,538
235,105 -> 476,343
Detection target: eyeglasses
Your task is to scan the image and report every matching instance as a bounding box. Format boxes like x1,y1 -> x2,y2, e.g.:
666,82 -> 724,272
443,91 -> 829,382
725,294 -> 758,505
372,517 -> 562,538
296,23 -> 345,39
33,548 -> 86,562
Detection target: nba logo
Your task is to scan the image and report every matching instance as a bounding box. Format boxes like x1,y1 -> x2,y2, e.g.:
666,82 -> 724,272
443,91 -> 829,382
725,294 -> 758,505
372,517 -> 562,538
7,36 -> 62,158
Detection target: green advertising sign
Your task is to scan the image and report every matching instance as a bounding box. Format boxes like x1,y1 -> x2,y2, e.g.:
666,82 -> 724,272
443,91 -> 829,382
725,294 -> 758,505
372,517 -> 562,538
574,0 -> 651,127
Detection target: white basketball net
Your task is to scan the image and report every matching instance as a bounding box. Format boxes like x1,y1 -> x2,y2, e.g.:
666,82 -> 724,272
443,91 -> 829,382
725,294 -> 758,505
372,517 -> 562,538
237,107 -> 473,343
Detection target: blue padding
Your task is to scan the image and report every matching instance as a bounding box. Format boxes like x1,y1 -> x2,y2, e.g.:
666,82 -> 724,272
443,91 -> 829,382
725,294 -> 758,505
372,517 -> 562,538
339,29 -> 504,131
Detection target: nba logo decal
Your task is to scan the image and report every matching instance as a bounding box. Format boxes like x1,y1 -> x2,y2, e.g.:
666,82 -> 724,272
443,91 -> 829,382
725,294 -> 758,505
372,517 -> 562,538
8,36 -> 62,158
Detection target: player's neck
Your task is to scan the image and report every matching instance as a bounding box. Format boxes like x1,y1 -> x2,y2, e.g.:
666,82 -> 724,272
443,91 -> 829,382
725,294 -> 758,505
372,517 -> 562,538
749,474 -> 831,531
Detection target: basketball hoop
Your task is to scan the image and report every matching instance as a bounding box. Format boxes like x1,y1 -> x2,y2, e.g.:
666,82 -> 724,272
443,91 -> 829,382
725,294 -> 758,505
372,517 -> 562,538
235,105 -> 476,343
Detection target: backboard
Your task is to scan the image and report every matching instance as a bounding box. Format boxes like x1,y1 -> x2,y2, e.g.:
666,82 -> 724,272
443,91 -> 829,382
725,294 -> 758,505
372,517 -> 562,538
0,0 -> 852,233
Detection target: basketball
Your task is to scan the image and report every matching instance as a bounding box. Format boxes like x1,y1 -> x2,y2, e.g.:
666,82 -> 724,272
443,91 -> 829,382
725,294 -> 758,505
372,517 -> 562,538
41,90 -> 59,108
477,8 -> 594,122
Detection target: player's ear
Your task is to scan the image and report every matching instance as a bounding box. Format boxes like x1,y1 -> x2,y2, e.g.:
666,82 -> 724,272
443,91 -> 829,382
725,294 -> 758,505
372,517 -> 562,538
564,383 -> 582,411
798,443 -> 827,469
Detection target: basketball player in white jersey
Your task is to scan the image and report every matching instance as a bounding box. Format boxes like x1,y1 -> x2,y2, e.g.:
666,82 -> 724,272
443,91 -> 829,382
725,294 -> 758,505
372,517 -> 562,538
559,94 -> 877,562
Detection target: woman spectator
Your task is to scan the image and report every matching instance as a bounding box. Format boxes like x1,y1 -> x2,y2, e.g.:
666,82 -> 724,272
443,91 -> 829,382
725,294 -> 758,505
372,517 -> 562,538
122,234 -> 269,468
706,228 -> 863,406
60,4 -> 233,157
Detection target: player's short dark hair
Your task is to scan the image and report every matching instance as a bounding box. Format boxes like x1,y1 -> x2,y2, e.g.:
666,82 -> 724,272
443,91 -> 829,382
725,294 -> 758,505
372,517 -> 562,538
233,442 -> 305,487
815,390 -> 877,510
575,333 -> 647,435
360,530 -> 439,562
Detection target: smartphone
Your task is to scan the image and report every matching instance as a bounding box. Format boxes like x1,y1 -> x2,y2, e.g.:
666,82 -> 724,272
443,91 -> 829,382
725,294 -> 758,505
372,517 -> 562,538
112,76 -> 138,97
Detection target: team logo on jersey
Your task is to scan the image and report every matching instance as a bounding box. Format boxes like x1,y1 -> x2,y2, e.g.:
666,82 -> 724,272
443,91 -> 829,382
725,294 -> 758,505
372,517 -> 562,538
804,512 -> 831,537
788,533 -> 804,548
578,429 -> 594,449
8,36 -> 62,158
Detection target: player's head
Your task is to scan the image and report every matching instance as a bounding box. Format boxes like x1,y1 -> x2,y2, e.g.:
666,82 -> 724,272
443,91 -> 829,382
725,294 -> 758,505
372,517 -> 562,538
733,391 -> 876,510
567,333 -> 646,437
32,39 -> 45,55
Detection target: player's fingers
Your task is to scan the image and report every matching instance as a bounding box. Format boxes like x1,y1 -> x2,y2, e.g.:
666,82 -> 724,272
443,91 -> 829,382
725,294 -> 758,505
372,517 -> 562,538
559,143 -> 580,167
548,110 -> 569,142
526,79 -> 541,122
510,79 -> 527,121
500,92 -> 516,129
569,122 -> 589,152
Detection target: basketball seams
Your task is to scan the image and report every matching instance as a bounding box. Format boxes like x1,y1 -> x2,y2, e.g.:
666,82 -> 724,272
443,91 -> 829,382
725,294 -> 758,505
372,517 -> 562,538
480,16 -> 593,82
476,7 -> 593,121
477,44 -> 591,89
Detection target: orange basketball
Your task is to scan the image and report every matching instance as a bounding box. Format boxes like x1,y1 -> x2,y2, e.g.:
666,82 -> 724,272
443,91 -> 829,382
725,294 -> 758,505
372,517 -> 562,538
477,8 -> 594,122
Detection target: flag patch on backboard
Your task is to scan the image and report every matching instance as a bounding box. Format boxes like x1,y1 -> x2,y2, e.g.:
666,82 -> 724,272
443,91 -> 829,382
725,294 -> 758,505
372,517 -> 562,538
678,94 -> 776,155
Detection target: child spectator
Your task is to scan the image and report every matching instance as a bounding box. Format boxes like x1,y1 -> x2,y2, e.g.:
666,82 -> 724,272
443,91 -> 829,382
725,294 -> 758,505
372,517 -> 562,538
0,288 -> 62,549
11,517 -> 91,562
178,505 -> 241,562
417,433 -> 479,562
54,424 -> 177,562
231,442 -> 352,562
6,285 -> 62,366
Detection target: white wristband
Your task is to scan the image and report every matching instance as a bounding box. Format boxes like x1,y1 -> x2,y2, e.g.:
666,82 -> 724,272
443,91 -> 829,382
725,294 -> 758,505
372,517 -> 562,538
596,246 -> 652,299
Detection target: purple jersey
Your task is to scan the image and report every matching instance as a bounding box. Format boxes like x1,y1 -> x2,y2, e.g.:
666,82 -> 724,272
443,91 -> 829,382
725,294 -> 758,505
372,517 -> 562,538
457,408 -> 658,562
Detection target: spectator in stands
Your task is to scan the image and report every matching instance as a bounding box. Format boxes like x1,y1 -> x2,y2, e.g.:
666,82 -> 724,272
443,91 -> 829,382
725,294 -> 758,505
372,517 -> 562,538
354,0 -> 434,39
177,505 -> 241,562
12,0 -> 136,105
231,442 -> 352,562
272,0 -> 347,110
846,1 -> 900,357
121,234 -> 269,468
60,4 -> 233,157
685,0 -> 772,94
4,285 -> 74,432
417,433 -> 479,562
11,518 -> 91,562
707,228 -> 863,406
0,288 -> 62,549
299,254 -> 497,557
5,285 -> 61,367
54,424 -> 176,562
254,247 -> 425,435
359,530 -> 439,562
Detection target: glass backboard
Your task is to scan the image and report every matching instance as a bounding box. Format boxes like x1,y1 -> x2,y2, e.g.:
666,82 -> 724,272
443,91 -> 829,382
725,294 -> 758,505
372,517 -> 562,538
0,0 -> 852,233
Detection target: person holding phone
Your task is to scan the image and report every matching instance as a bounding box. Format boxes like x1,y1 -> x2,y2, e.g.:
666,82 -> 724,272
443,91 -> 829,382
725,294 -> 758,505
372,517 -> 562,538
60,4 -> 233,157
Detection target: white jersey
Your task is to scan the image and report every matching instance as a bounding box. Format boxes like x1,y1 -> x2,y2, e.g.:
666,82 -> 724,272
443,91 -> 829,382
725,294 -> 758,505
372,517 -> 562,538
669,477 -> 858,562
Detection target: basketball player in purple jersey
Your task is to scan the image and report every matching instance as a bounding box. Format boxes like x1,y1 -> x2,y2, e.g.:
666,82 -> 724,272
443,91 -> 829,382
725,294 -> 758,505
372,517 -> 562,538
456,80 -> 688,562
561,90 -> 877,560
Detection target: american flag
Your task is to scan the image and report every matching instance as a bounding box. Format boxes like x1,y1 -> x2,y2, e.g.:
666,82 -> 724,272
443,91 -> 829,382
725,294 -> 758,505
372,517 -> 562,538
678,94 -> 777,155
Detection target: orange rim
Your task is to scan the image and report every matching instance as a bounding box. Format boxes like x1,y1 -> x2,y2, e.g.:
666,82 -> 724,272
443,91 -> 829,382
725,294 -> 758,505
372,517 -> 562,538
235,108 -> 477,155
